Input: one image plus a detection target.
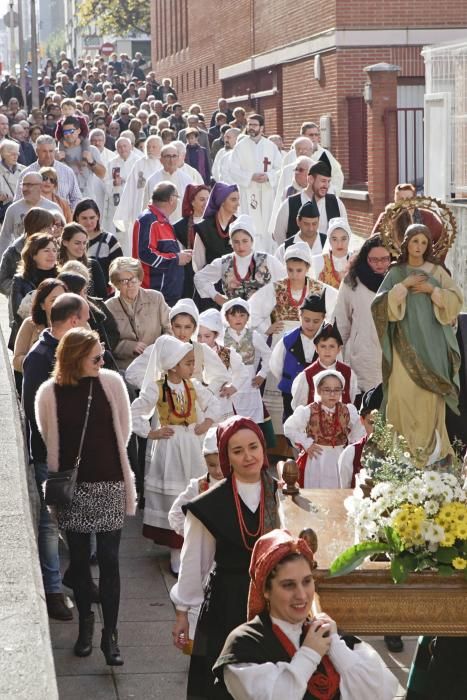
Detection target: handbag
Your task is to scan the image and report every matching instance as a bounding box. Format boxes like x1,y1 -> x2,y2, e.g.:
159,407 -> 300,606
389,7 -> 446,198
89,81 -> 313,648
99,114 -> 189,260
44,379 -> 94,506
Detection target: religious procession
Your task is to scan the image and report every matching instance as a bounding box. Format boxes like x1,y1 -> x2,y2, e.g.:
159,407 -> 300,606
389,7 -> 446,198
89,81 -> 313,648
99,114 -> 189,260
0,3 -> 466,699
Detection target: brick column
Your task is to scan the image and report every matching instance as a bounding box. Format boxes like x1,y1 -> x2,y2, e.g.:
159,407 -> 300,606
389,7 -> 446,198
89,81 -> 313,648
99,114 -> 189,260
363,63 -> 400,225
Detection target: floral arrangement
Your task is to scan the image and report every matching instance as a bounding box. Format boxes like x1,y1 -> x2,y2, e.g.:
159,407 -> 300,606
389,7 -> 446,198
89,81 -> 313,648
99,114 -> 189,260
329,413 -> 467,583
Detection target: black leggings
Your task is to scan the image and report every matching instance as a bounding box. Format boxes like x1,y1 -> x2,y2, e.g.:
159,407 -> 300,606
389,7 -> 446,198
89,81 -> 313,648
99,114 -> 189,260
66,529 -> 122,631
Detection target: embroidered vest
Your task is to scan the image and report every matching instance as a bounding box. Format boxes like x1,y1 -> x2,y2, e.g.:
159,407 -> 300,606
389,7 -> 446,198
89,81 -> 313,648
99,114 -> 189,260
156,378 -> 197,426
221,252 -> 271,300
278,327 -> 315,395
271,279 -> 303,323
306,402 -> 350,446
318,254 -> 347,290
224,329 -> 255,366
305,360 -> 352,404
351,435 -> 368,488
216,344 -> 231,370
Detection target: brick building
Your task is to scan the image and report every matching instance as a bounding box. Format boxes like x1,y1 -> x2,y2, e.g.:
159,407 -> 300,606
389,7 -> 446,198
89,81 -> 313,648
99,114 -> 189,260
150,1 -> 467,234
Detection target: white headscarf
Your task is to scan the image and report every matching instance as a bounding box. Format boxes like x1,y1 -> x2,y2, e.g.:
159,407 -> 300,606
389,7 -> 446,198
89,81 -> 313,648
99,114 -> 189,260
221,297 -> 250,323
169,298 -> 200,328
313,368 -> 345,395
202,426 -> 219,455
153,335 -> 193,372
199,309 -> 224,337
284,241 -> 313,267
326,217 -> 352,240
229,214 -> 256,240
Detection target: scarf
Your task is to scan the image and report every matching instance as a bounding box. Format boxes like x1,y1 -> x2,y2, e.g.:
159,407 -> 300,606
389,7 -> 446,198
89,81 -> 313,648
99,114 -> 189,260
356,261 -> 385,293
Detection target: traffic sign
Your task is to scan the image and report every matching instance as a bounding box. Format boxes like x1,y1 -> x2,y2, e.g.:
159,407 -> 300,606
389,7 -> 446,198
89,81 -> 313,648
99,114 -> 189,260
3,10 -> 19,28
100,42 -> 115,57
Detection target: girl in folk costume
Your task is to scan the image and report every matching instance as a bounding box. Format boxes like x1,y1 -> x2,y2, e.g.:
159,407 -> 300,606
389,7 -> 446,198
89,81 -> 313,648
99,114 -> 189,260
192,182 -> 238,271
269,292 -> 326,422
250,242 -> 335,435
173,184 -> 211,298
291,323 -> 358,411
131,335 -> 221,575
213,529 -> 398,700
222,298 -> 275,447
284,369 -> 365,488
171,416 -> 281,700
312,217 -> 353,289
194,214 -> 285,307
198,308 -> 249,420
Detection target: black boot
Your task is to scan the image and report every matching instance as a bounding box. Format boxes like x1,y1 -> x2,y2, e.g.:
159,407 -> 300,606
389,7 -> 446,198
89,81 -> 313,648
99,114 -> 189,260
73,612 -> 95,657
100,628 -> 124,666
62,568 -> 100,604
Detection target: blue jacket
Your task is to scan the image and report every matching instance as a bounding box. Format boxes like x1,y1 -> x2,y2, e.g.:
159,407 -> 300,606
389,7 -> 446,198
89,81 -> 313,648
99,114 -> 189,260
277,327 -> 308,395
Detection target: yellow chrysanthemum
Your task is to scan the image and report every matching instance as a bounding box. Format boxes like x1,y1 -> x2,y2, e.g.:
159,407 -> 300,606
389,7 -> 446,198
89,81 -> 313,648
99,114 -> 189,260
452,557 -> 467,570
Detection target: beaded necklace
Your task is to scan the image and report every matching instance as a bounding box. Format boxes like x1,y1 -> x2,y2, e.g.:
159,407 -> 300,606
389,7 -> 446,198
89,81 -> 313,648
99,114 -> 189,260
232,474 -> 264,551
287,279 -> 308,308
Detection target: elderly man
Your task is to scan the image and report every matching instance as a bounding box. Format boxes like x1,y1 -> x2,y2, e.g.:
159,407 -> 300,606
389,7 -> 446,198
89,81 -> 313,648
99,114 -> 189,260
0,114 -> 10,146
143,144 -> 194,224
9,123 -> 36,166
89,128 -> 114,170
0,173 -> 58,256
0,141 -> 25,224
14,135 -> 82,209
106,136 -> 142,252
212,127 -> 240,184
173,140 -> 203,185
209,97 -> 233,128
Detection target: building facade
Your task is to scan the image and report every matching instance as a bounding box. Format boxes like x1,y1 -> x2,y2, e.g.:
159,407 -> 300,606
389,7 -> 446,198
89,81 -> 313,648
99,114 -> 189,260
150,1 -> 467,233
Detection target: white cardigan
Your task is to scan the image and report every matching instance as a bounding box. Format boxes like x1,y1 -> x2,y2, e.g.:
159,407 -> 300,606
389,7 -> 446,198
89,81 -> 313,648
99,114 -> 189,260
35,369 -> 137,515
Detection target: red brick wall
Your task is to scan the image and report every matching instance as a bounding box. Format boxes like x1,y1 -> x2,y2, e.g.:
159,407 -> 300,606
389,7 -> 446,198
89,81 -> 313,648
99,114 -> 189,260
337,1 -> 467,27
253,1 -> 336,54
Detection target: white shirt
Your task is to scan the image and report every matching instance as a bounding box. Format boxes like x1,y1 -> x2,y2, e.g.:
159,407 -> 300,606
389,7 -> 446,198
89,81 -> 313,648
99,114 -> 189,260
273,191 -> 347,246
194,252 -> 286,300
143,167 -> 194,223
269,332 -> 317,381
275,231 -> 323,266
291,360 -> 358,410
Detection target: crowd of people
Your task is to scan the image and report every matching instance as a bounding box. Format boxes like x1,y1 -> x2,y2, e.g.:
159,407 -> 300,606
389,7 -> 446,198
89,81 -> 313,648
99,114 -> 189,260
0,50 -> 465,699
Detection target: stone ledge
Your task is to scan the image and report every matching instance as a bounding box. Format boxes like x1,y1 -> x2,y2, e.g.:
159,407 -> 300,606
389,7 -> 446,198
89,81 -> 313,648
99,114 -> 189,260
0,297 -> 58,700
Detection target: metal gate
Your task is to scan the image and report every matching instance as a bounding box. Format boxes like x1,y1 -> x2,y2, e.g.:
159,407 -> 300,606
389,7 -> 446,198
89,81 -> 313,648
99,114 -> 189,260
384,107 -> 424,202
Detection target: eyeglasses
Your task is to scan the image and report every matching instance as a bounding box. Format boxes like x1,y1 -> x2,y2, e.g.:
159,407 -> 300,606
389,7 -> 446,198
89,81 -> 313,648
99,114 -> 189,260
42,175 -> 57,184
320,388 -> 343,395
162,154 -> 178,159
119,277 -> 140,286
367,256 -> 391,264
91,352 -> 105,365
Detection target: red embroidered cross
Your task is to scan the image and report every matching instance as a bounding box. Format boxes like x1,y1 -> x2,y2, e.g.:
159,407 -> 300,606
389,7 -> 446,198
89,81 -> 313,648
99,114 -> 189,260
263,156 -> 271,172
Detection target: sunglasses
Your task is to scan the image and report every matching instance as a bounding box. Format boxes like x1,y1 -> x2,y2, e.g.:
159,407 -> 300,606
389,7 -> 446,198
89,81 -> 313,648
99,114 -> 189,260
92,352 -> 105,365
62,128 -> 76,135
42,175 -> 57,184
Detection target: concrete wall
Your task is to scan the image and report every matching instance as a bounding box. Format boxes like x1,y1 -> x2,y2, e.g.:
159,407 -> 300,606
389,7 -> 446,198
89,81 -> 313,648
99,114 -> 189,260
446,202 -> 467,309
0,298 -> 58,700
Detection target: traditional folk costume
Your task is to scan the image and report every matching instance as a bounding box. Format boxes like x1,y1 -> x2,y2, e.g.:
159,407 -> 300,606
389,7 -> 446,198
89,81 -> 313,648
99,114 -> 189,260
131,336 -> 221,550
312,217 -> 352,289
284,370 -> 365,488
222,298 -> 275,447
198,309 -> 249,421
192,184 -> 238,272
269,292 -> 327,422
291,323 -> 358,411
250,242 -> 322,434
170,416 -> 281,700
371,233 -> 462,465
173,185 -> 210,298
229,134 -> 282,253
214,529 -> 398,700
194,215 -> 285,304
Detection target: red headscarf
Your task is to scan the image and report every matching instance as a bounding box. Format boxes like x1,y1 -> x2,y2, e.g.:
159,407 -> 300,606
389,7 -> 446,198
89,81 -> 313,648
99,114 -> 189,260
216,415 -> 269,478
247,529 -> 314,620
181,184 -> 210,248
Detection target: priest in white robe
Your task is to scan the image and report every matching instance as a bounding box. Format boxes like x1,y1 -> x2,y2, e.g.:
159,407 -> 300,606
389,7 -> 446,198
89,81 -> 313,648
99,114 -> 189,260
143,144 -> 195,223
212,128 -> 240,184
113,135 -> 163,249
268,155 -> 313,236
229,114 -> 282,254
106,137 -> 142,252
283,137 -> 344,195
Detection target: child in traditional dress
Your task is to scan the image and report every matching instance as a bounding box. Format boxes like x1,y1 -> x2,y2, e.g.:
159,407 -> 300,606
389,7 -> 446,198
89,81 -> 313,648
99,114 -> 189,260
313,217 -> 353,289
222,297 -> 275,447
291,322 -> 358,410
197,308 -> 248,420
284,368 -> 365,488
269,292 -> 326,422
131,335 -> 221,576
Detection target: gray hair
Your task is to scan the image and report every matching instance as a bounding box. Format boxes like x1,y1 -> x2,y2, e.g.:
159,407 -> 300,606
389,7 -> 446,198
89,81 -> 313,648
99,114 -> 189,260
0,140 -> 20,157
109,256 -> 143,287
116,136 -> 132,148
152,181 -> 177,204
36,135 -> 55,147
173,140 -> 186,155
119,131 -> 135,145
89,128 -> 106,140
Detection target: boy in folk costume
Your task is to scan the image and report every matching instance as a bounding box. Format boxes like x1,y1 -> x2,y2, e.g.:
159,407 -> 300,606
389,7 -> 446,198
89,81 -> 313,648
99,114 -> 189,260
269,292 -> 327,422
197,308 -> 249,420
291,322 -> 358,410
131,336 -> 221,576
222,297 -> 275,447
284,369 -> 365,488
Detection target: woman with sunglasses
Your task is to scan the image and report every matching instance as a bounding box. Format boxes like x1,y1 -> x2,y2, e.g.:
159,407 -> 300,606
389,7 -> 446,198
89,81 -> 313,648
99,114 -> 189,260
39,166 -> 72,222
35,327 -> 137,665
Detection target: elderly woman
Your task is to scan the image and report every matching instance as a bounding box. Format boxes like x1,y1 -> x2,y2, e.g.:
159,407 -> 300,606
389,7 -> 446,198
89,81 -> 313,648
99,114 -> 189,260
105,257 -> 172,370
214,529 -> 398,699
39,166 -> 73,222
171,415 -> 281,699
35,327 -> 137,665
0,141 -> 25,223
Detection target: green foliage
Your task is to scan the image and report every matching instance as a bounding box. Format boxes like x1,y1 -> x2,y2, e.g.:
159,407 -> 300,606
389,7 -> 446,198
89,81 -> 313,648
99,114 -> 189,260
44,29 -> 66,62
78,0 -> 150,36
328,542 -> 388,578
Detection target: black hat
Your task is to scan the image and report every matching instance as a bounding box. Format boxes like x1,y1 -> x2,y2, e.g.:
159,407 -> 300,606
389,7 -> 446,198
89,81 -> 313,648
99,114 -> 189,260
359,384 -> 383,415
313,322 -> 343,346
309,151 -> 332,178
298,200 -> 319,219
300,291 -> 326,314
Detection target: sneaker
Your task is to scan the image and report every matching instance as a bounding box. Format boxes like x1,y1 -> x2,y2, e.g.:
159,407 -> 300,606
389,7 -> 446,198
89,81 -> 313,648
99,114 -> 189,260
46,592 -> 73,621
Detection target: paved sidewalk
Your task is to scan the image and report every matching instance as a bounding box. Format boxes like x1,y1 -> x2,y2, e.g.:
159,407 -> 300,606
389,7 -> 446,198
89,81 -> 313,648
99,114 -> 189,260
50,511 -> 414,699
